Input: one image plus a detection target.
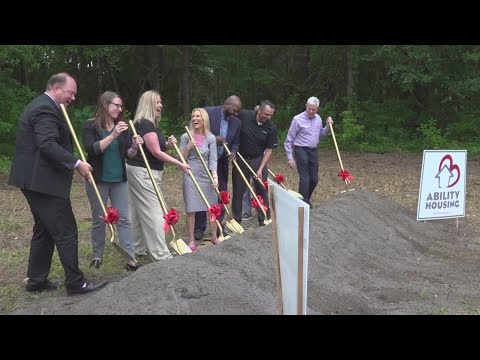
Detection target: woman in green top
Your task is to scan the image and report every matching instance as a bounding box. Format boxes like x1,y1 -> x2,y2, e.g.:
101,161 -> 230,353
82,91 -> 143,271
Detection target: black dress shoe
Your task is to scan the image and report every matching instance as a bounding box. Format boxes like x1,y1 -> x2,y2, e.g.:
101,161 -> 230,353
26,279 -> 61,293
89,259 -> 102,268
66,280 -> 108,296
125,262 -> 141,271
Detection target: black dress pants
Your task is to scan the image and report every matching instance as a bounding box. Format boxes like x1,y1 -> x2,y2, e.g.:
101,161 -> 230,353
22,189 -> 85,289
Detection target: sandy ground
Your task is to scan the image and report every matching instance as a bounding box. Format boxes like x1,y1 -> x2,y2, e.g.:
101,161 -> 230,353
10,189 -> 480,315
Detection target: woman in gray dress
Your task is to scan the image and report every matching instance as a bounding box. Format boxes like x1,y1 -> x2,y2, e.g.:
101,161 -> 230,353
180,108 -> 219,251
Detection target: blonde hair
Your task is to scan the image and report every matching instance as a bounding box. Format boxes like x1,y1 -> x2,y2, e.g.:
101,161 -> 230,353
133,90 -> 161,127
189,108 -> 212,135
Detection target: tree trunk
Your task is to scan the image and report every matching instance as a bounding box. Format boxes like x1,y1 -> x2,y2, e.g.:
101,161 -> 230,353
182,45 -> 191,116
346,45 -> 354,109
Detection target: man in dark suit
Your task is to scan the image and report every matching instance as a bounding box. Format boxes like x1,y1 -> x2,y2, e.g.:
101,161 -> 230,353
9,72 -> 108,295
194,95 -> 242,239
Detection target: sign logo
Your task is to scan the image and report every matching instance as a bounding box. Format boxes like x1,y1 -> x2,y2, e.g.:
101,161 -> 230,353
436,155 -> 460,188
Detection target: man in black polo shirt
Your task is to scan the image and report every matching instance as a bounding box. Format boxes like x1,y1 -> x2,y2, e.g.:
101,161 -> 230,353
232,100 -> 278,226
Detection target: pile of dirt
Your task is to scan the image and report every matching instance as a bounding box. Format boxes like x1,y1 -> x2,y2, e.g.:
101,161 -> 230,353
11,190 -> 480,315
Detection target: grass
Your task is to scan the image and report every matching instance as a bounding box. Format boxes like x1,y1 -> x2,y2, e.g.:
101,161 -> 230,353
0,156 -> 11,175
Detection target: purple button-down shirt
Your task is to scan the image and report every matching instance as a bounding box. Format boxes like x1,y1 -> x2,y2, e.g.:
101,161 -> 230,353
284,111 -> 329,160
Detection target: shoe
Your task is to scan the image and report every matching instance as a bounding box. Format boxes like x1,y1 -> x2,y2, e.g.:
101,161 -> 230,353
26,279 -> 61,293
89,258 -> 102,268
258,222 -> 266,226
188,243 -> 197,251
242,215 -> 252,221
66,280 -> 108,296
125,262 -> 141,271
194,232 -> 204,241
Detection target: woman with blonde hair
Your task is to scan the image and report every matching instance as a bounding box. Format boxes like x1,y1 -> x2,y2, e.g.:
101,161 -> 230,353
126,90 -> 190,261
179,108 -> 219,251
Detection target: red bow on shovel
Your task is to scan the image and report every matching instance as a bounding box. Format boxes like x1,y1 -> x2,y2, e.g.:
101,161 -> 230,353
209,204 -> 222,222
103,207 -> 119,224
338,169 -> 354,185
163,208 -> 179,232
251,195 -> 268,212
219,191 -> 230,205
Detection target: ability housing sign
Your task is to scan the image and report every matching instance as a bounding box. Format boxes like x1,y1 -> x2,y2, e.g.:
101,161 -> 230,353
417,150 -> 467,221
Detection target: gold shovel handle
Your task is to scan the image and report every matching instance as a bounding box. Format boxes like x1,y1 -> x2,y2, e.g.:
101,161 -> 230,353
60,104 -> 116,243
223,143 -> 269,220
236,152 -> 266,190
328,121 -> 348,187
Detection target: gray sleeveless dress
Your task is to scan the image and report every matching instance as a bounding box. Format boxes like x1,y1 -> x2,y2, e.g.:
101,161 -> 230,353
180,132 -> 218,212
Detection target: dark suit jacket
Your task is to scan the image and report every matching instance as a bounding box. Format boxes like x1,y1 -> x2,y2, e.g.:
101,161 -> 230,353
82,119 -> 132,183
9,93 -> 78,199
204,106 -> 241,159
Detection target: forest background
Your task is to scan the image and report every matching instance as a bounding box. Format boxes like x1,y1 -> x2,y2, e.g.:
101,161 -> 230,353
1,44 -> 479,162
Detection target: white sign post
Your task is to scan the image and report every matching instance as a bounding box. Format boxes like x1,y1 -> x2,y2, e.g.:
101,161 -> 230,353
417,150 -> 467,221
269,179 -> 310,315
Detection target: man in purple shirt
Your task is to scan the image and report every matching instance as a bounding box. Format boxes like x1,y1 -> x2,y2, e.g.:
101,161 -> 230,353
284,96 -> 333,206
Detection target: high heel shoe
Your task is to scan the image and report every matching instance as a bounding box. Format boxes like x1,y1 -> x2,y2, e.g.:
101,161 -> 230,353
188,243 -> 197,251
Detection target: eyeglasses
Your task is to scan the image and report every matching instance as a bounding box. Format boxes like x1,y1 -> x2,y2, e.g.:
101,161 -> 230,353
111,103 -> 123,110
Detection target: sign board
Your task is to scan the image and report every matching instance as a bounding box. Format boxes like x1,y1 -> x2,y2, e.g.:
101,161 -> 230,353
417,150 -> 467,221
269,179 -> 309,315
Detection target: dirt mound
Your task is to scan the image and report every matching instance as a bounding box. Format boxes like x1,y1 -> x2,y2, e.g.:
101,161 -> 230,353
11,190 -> 480,315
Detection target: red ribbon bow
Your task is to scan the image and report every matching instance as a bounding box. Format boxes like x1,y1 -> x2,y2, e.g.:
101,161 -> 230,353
251,195 -> 268,211
209,204 -> 222,221
338,169 -> 354,184
274,173 -> 285,184
263,180 -> 269,190
163,208 -> 179,232
219,191 -> 230,205
104,207 -> 119,224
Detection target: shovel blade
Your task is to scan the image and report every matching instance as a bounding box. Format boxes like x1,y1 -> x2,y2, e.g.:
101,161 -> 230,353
226,219 -> 244,234
169,238 -> 192,255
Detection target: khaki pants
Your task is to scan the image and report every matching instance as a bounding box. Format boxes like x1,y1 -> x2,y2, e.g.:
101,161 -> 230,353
126,164 -> 172,261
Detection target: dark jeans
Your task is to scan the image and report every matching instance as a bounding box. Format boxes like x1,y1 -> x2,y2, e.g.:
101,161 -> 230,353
294,146 -> 319,205
21,189 -> 85,290
194,156 -> 229,235
231,155 -> 270,224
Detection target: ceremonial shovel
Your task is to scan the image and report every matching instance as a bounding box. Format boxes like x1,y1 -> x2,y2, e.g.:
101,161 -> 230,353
328,120 -> 354,192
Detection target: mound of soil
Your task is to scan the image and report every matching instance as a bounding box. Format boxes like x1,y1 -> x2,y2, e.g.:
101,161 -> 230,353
11,190 -> 480,315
